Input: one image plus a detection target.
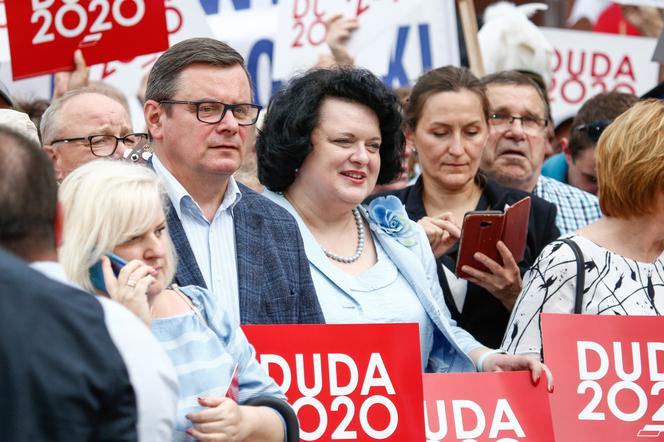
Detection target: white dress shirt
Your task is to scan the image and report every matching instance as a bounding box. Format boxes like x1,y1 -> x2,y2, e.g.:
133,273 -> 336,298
30,261 -> 178,442
152,154 -> 242,328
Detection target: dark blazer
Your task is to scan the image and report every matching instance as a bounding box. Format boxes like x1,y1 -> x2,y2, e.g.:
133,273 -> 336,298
167,182 -> 325,324
369,177 -> 560,348
0,249 -> 137,441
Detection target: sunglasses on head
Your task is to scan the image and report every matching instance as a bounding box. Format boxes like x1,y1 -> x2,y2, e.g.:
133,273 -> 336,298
574,119 -> 613,143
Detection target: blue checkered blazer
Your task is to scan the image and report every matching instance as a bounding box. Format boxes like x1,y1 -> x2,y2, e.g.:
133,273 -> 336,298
167,183 -> 324,325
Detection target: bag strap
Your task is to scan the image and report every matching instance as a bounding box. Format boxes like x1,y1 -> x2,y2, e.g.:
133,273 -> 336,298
560,238 -> 585,314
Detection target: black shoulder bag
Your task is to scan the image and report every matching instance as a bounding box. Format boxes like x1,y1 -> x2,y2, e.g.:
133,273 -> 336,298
559,238 -> 585,314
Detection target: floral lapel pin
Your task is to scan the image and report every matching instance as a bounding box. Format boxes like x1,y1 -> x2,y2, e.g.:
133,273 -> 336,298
367,196 -> 417,247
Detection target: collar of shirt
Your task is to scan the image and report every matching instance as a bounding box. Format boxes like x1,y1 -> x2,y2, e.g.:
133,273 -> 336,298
30,261 -> 82,290
152,154 -> 242,224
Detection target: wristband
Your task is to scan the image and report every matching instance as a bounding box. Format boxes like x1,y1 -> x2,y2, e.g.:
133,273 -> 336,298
476,349 -> 507,372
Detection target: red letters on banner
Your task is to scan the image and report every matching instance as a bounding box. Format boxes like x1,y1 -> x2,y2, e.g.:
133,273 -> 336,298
549,48 -> 637,106
242,323 -> 425,441
423,372 -> 555,442
4,0 -> 168,80
542,314 -> 664,440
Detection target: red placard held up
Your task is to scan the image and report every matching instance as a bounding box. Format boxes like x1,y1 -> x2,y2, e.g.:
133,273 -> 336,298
423,372 -> 555,441
242,323 -> 425,441
542,314 -> 664,441
5,0 -> 168,80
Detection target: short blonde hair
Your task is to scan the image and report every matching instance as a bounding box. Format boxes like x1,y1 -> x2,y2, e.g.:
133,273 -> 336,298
58,160 -> 177,292
596,99 -> 664,218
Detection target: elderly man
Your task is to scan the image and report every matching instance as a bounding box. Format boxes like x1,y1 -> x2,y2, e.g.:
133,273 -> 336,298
0,126 -> 178,441
480,71 -> 602,234
143,38 -> 323,326
40,87 -> 147,181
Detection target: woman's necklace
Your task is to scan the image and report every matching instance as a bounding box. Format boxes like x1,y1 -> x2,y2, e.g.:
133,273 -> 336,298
322,207 -> 365,264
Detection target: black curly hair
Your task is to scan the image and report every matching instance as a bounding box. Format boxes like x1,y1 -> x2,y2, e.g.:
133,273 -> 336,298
256,68 -> 404,192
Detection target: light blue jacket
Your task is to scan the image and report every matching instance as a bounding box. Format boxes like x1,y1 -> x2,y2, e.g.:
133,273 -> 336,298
264,191 -> 482,373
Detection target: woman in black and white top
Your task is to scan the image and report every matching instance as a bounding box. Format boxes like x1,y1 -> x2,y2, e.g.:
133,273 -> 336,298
503,99 -> 664,359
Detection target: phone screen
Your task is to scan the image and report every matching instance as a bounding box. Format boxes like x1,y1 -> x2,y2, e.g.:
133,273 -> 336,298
89,252 -> 127,294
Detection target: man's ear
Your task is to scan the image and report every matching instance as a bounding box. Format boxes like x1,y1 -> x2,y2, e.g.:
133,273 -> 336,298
560,137 -> 572,164
54,201 -> 64,248
43,145 -> 65,182
144,100 -> 164,140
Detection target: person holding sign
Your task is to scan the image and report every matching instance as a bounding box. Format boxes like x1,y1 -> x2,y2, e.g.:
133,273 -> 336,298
369,66 -> 560,349
257,67 -> 552,385
58,160 -> 289,442
503,99 -> 664,359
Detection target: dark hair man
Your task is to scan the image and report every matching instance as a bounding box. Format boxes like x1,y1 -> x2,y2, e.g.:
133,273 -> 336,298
143,38 -> 324,326
541,92 -> 638,194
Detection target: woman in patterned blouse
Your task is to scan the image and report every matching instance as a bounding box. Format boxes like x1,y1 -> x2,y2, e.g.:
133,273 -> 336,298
503,99 -> 664,359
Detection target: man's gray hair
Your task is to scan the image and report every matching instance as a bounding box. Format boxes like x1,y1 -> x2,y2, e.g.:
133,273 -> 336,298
40,86 -> 129,145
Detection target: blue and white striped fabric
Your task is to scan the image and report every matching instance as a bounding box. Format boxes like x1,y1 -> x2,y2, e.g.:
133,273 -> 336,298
151,285 -> 285,441
533,175 -> 602,234
152,154 -> 242,329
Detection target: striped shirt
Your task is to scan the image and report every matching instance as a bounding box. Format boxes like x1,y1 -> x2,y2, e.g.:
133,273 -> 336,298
533,175 -> 602,234
153,154 -> 242,328
151,285 -> 285,441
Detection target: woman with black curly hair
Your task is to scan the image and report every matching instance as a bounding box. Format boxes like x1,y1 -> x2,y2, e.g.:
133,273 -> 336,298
256,67 -> 552,383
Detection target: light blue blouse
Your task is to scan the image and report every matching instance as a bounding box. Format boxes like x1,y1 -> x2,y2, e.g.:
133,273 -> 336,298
263,190 -> 481,373
314,238 -> 434,368
151,285 -> 285,441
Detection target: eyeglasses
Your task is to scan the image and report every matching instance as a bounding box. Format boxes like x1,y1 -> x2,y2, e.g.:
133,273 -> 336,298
50,133 -> 149,158
574,119 -> 613,143
489,112 -> 548,135
159,100 -> 262,126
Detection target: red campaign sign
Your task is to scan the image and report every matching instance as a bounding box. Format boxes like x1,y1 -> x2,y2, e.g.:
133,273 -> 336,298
542,314 -> 664,441
4,0 -> 168,80
242,323 -> 426,441
423,372 -> 555,442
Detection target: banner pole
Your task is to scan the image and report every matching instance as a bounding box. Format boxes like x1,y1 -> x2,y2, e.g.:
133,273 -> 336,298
457,0 -> 485,77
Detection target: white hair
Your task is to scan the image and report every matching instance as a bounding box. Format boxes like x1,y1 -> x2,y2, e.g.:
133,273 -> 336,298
58,160 -> 177,292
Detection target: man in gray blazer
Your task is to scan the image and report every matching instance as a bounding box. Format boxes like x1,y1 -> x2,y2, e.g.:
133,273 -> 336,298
143,38 -> 324,327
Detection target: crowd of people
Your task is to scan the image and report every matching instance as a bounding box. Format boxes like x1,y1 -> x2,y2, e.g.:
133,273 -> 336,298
1,3 -> 663,441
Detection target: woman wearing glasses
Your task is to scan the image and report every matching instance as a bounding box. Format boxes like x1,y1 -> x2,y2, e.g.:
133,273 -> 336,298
503,99 -> 664,359
371,66 -> 560,348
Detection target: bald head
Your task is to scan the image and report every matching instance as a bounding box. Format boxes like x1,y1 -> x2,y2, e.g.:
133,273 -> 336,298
41,89 -> 133,181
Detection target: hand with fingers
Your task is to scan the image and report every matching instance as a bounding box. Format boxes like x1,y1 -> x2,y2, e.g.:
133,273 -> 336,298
186,397 -> 284,442
102,257 -> 155,326
325,14 -> 359,66
460,240 -> 522,310
417,213 -> 461,258
54,49 -> 89,99
478,350 -> 554,393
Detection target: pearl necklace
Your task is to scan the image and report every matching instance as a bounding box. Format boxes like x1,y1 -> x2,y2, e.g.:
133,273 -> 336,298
322,208 -> 365,264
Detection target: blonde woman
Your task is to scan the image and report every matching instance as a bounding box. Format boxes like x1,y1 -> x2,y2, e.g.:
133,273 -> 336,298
59,160 -> 287,442
503,99 -> 664,359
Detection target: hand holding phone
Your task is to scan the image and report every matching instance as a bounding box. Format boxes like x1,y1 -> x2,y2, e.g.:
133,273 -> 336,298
91,253 -> 155,325
89,252 -> 127,294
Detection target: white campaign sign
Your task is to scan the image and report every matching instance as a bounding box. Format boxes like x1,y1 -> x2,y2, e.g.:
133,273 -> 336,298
89,0 -> 213,131
542,27 -> 659,124
273,0 -> 459,86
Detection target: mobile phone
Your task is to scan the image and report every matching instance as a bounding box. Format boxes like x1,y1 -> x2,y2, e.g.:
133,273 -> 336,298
89,252 -> 127,294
